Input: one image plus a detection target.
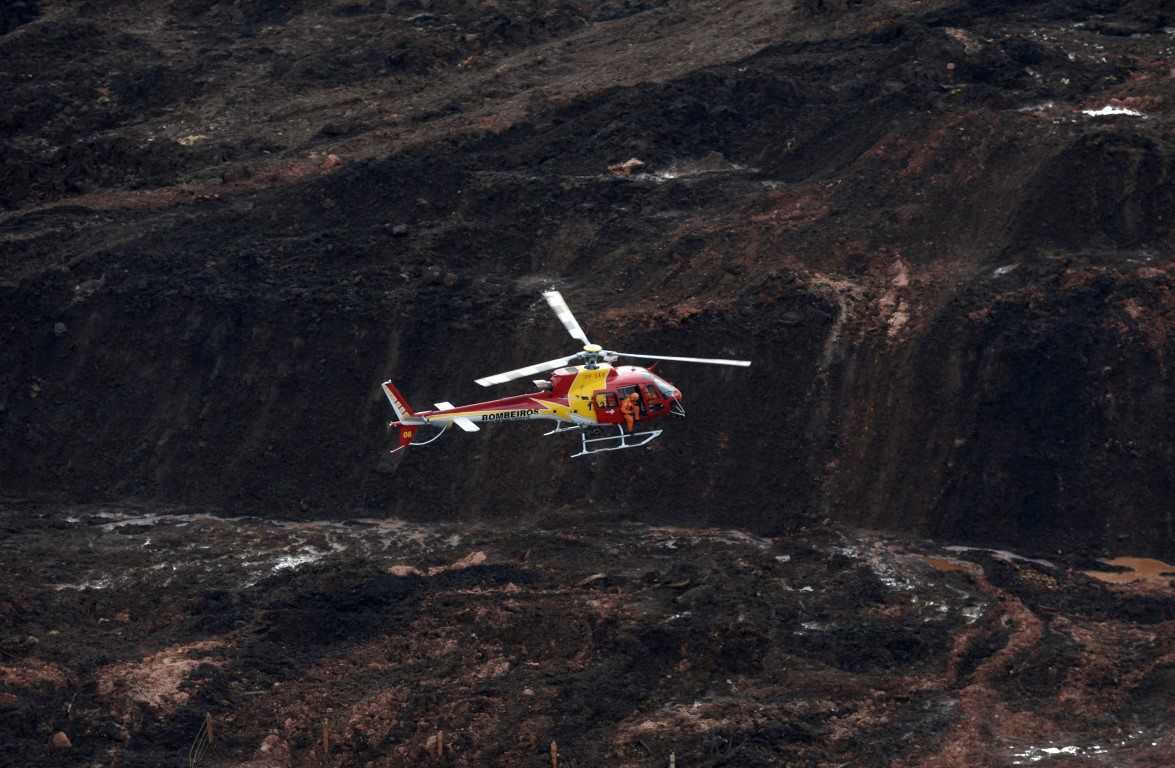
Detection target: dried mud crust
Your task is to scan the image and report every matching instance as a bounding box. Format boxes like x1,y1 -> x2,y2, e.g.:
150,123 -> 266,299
1,504 -> 1173,767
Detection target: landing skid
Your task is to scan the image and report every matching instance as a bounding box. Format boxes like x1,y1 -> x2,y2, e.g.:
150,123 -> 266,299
394,421 -> 662,457
570,425 -> 662,457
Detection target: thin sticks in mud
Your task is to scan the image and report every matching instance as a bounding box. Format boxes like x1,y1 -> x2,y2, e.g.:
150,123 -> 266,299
187,712 -> 213,768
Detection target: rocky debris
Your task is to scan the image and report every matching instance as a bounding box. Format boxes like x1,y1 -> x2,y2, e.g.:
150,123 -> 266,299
387,550 -> 487,577
49,732 -> 70,749
608,157 -> 648,176
1,508 -> 1174,767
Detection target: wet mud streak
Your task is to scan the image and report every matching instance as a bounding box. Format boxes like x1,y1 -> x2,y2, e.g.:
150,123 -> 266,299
926,574 -> 1045,767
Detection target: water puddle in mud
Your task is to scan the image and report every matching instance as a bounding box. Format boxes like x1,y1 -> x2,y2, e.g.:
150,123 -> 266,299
1084,557 -> 1175,585
922,555 -> 981,575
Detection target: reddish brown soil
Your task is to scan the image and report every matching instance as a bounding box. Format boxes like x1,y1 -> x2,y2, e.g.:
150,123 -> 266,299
3,503 -> 1175,766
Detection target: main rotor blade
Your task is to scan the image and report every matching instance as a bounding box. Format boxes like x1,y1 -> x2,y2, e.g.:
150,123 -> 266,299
475,355 -> 579,387
543,290 -> 590,345
615,352 -> 752,367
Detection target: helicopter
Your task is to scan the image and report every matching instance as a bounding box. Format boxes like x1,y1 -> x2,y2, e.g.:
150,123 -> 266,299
382,290 -> 751,457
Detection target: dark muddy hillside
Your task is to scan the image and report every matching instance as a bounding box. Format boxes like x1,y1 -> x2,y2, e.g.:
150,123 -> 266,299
3,0 -> 1175,558
4,2 -> 1175,767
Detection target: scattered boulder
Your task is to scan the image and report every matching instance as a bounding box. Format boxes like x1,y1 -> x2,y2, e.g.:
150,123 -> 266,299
675,584 -> 716,607
50,731 -> 71,749
608,157 -> 647,176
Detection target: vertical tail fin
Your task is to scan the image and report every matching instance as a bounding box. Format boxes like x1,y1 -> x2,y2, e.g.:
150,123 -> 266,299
384,381 -> 425,453
382,381 -> 421,423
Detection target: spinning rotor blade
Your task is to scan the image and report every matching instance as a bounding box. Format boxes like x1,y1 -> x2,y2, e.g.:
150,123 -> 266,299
475,355 -> 579,387
543,290 -> 590,345
615,352 -> 752,367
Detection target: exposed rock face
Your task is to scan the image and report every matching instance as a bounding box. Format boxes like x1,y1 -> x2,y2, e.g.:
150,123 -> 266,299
1,0 -> 1173,564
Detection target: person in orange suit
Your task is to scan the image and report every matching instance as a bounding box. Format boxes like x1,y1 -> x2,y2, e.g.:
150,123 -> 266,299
620,391 -> 640,433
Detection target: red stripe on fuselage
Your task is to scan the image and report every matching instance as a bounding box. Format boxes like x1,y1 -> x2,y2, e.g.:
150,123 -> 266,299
421,393 -> 559,418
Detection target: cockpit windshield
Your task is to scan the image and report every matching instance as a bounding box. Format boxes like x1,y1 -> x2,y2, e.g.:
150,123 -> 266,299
652,376 -> 678,398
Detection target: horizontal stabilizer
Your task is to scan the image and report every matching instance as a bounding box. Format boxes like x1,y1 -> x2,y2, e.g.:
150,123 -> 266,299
435,402 -> 480,432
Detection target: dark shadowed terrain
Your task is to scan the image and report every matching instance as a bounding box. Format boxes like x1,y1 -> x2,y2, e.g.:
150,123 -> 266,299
2,0 -> 1174,764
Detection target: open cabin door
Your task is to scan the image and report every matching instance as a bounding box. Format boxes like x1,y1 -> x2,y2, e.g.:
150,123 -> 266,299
592,390 -> 621,425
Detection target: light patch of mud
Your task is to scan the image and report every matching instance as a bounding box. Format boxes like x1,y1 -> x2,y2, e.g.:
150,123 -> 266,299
97,639 -> 226,710
654,152 -> 747,180
387,550 -> 488,576
0,659 -> 74,688
48,578 -> 114,591
923,555 -> 982,575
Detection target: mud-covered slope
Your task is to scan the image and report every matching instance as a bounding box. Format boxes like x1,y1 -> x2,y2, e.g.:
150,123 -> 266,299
3,506 -> 1174,768
2,0 -> 1175,558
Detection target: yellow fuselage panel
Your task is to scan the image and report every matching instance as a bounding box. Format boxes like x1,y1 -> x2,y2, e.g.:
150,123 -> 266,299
568,366 -> 610,397
564,366 -> 611,424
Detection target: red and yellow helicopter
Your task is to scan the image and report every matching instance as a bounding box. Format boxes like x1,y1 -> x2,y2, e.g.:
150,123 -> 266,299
383,291 -> 751,457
